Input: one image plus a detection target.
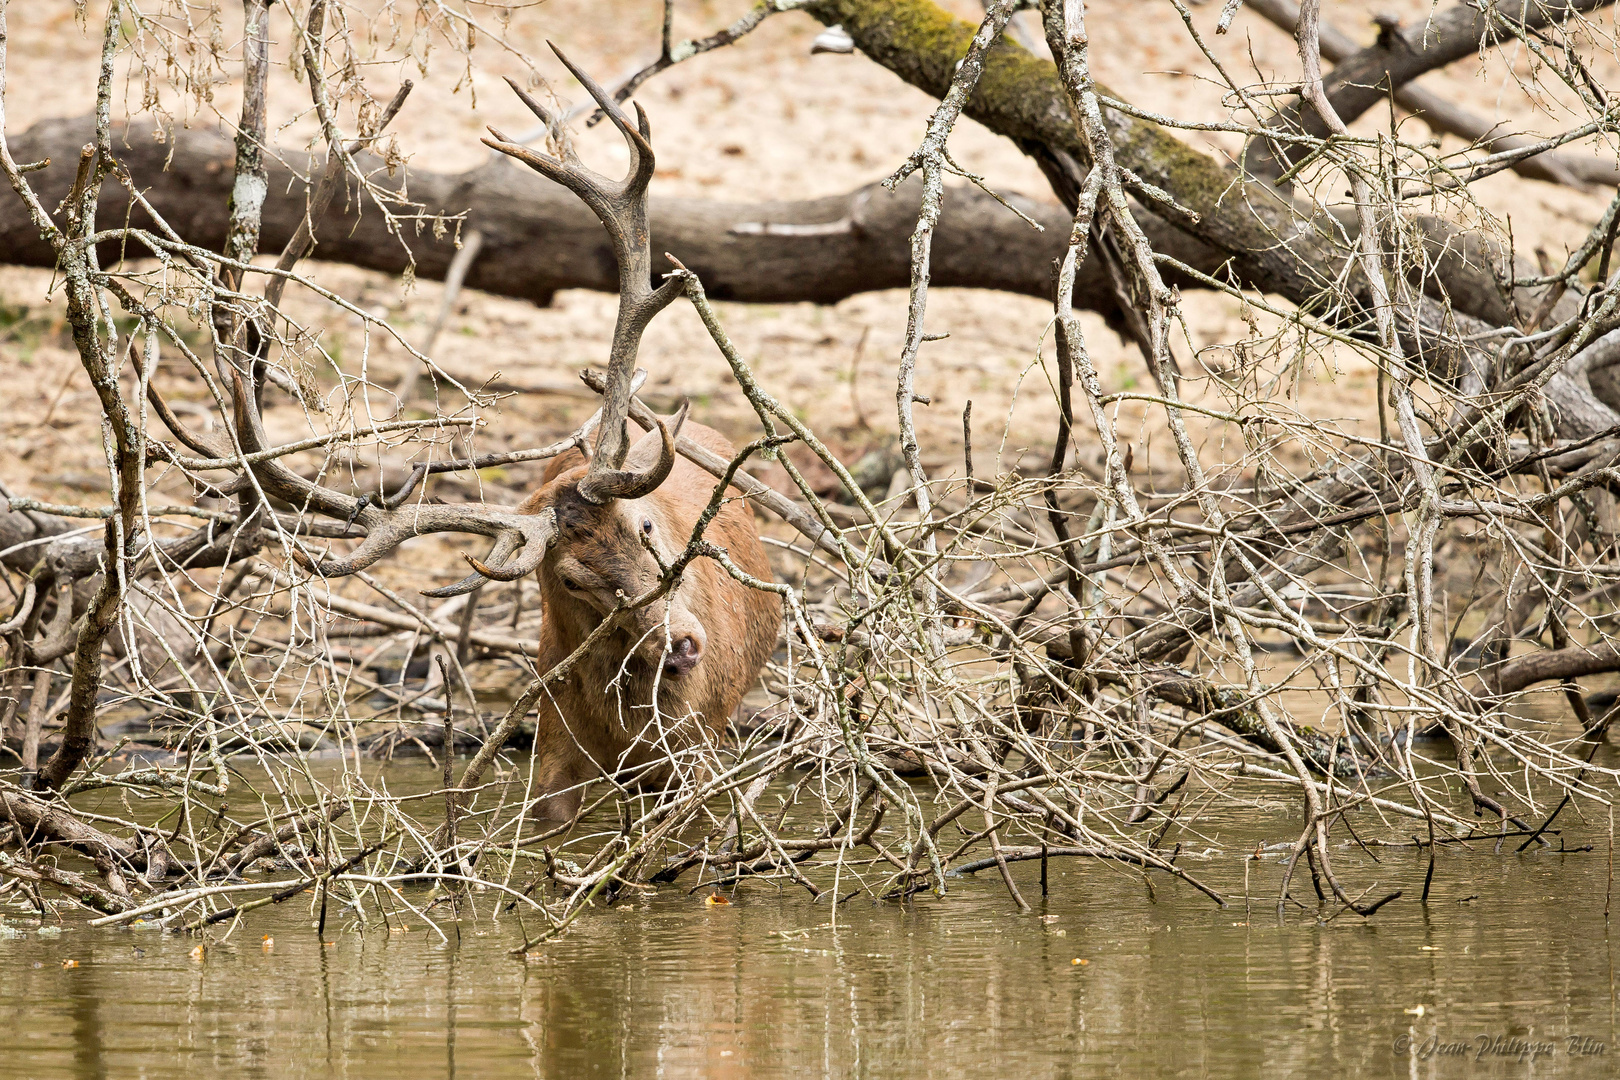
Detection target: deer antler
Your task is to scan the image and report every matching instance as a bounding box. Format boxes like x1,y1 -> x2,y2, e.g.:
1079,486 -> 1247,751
419,398 -> 687,596
481,44 -> 683,478
299,506 -> 558,582
129,52 -> 686,606
219,351 -> 563,592
576,401 -> 688,504
417,508 -> 559,596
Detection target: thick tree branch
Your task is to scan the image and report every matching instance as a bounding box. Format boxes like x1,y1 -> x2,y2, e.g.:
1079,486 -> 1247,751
801,0 -> 1547,336
1244,0 -> 1620,187
1246,0 -> 1618,182
1494,638 -> 1620,694
0,116 -> 1144,307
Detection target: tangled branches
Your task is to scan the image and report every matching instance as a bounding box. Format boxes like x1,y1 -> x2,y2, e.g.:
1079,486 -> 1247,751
4,0 -> 1620,939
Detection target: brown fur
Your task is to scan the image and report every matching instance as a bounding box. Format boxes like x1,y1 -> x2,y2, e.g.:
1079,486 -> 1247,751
518,418 -> 779,822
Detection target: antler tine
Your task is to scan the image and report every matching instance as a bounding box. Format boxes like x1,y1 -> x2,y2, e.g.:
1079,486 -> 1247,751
546,42 -> 655,189
464,509 -> 557,581
420,530 -> 522,597
486,53 -> 678,480
480,129 -> 584,198
462,544 -> 541,582
503,75 -> 556,128
231,367 -> 366,521
420,574 -> 486,599
575,403 -> 685,504
421,532 -> 519,596
421,509 -> 557,596
294,522 -> 409,578
483,80 -> 637,232
284,494 -> 553,589
147,379 -> 229,458
497,75 -> 581,164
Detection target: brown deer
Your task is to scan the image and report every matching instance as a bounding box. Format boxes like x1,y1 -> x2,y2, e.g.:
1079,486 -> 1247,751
146,45 -> 784,826
502,411 -> 778,820
411,48 -> 781,822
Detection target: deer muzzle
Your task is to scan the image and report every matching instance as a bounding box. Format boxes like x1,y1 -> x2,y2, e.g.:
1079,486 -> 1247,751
637,610 -> 706,679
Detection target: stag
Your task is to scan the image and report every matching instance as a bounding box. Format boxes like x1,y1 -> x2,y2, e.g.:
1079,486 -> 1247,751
267,49 -> 780,821
484,409 -> 779,820
395,50 -> 783,821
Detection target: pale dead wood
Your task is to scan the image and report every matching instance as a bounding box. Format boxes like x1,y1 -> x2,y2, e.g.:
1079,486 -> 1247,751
2,0 -> 1620,934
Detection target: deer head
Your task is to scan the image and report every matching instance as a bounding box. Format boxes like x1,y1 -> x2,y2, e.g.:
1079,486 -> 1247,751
524,405 -> 709,677
153,44 -> 728,682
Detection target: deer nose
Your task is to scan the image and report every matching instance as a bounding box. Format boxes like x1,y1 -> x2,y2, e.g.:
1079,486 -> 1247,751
662,631 -> 704,677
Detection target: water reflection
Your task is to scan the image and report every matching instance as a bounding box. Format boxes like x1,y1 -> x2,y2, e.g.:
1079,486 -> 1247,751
4,794 -> 1620,1077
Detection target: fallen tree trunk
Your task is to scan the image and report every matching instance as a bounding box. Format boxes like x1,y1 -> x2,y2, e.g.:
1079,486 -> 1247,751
801,0 -> 1605,331
0,479 -> 71,575
0,116 -> 1225,315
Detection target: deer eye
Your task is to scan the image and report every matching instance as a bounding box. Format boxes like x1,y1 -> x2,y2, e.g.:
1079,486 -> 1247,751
561,576 -> 580,592
642,518 -> 654,535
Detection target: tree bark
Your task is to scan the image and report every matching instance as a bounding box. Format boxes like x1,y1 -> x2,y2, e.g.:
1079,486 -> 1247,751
1494,639 -> 1620,694
0,116 -> 1228,314
1243,0 -> 1620,187
801,0 -> 1587,332
1247,0 -> 1618,181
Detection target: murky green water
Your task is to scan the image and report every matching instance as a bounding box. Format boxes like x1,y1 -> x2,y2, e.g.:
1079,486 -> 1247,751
4,763 -> 1620,1079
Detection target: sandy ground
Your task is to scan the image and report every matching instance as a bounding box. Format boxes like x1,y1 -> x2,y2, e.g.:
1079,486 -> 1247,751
1,1 -> 1617,589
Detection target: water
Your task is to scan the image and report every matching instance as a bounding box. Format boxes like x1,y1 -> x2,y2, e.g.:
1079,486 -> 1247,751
3,771 -> 1619,1077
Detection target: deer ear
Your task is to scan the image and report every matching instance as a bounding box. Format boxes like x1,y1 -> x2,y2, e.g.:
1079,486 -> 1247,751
625,402 -> 690,470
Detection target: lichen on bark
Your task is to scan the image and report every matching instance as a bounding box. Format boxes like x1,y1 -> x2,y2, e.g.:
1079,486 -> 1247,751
802,0 -> 1515,322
